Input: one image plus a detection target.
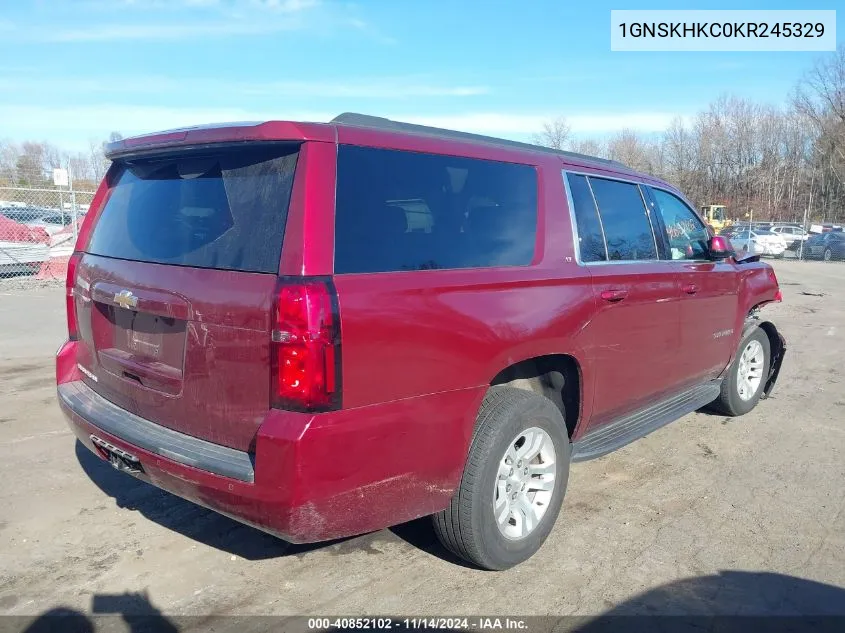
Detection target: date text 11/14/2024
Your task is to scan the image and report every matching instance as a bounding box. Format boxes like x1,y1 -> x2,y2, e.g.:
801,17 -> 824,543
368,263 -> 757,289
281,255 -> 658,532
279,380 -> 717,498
307,617 -> 529,630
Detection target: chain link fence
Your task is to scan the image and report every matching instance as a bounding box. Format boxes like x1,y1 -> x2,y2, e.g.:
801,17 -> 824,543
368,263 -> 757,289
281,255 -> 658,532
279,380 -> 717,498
0,186 -> 95,287
718,221 -> 845,263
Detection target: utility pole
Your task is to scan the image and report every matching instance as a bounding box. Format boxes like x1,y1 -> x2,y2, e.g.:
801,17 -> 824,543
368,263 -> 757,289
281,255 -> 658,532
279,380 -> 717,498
800,185 -> 813,261
68,161 -> 78,241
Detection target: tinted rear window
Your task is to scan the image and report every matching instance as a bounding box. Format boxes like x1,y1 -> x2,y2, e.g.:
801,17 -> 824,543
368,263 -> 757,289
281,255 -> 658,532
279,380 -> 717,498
87,145 -> 299,273
334,145 -> 538,273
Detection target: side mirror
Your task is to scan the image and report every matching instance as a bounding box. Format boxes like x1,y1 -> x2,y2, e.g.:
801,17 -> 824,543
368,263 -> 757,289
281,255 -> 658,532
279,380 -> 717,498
708,235 -> 734,260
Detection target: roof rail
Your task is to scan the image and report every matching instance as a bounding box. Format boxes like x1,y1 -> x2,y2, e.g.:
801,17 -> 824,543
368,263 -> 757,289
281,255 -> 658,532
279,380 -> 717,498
330,113 -> 628,169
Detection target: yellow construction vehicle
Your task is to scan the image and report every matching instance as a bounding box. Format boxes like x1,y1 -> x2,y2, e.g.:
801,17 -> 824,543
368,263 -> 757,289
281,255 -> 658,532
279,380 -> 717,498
699,205 -> 733,232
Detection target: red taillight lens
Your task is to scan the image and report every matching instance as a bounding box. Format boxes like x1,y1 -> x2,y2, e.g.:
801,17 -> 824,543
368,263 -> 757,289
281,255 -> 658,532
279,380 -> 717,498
271,278 -> 341,412
66,252 -> 82,341
768,268 -> 782,302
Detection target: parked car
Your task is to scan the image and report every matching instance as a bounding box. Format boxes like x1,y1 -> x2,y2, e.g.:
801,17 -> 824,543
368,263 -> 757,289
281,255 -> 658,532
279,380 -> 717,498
719,223 -> 762,239
718,225 -> 743,239
56,114 -> 786,570
0,214 -> 50,275
0,206 -> 76,236
803,231 -> 845,261
770,225 -> 810,250
729,228 -> 787,258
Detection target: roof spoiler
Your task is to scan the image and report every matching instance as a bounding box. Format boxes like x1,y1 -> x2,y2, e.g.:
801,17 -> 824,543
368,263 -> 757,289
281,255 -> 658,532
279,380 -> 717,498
330,112 -> 629,169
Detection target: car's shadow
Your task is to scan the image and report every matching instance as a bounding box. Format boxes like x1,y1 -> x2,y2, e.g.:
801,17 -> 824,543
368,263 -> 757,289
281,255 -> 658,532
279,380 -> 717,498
20,571 -> 845,632
74,440 -> 466,565
574,570 -> 845,631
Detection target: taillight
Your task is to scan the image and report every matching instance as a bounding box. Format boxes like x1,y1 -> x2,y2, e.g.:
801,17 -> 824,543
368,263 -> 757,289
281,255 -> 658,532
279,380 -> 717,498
270,277 -> 341,412
768,267 -> 782,302
66,252 -> 82,341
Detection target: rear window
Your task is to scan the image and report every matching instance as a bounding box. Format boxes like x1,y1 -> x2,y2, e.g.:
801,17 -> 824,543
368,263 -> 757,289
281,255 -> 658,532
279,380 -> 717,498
334,145 -> 538,274
87,145 -> 299,274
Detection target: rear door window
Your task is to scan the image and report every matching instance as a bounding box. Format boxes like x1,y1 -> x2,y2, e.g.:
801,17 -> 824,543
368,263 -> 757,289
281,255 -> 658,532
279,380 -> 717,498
334,145 -> 538,274
86,145 -> 299,274
588,177 -> 657,261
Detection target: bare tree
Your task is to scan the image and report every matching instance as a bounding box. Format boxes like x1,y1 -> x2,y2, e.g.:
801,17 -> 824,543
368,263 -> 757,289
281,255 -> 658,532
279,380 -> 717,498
533,117 -> 571,150
606,129 -> 659,174
532,47 -> 845,224
570,138 -> 607,159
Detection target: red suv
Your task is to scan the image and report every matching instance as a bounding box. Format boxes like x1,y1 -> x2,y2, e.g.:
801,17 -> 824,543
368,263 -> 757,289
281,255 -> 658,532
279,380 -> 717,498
57,114 -> 786,570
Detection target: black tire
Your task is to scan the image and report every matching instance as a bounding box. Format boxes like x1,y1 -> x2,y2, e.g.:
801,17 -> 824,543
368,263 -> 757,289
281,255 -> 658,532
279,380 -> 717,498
432,386 -> 571,570
711,327 -> 771,417
824,248 -> 832,262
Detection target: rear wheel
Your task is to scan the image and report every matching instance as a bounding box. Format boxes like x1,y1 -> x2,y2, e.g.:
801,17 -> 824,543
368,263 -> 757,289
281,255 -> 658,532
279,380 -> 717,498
711,327 -> 771,417
433,387 -> 570,570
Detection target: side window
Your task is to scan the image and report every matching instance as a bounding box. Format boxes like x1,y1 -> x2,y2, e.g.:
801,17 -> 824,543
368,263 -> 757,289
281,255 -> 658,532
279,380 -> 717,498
588,177 -> 657,261
565,173 -> 606,262
651,188 -> 710,260
334,146 -> 538,274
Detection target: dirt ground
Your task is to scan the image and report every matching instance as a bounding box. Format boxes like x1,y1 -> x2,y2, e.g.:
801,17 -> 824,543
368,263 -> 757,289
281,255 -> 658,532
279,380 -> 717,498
1,260 -> 844,624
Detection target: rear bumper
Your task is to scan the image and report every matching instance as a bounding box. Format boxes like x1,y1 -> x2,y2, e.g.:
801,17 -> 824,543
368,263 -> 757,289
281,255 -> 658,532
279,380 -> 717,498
57,343 -> 481,544
59,382 -> 254,482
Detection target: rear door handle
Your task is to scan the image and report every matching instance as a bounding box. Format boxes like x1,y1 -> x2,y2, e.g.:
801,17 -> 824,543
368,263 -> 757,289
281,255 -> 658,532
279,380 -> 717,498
600,289 -> 628,302
682,283 -> 699,295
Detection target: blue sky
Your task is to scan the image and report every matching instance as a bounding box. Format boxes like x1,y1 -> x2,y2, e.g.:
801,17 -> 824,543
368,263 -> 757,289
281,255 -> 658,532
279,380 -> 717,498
0,0 -> 841,150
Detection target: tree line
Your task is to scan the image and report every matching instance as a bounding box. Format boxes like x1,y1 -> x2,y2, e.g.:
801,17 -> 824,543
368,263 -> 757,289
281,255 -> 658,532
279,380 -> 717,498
534,47 -> 845,224
0,132 -> 123,192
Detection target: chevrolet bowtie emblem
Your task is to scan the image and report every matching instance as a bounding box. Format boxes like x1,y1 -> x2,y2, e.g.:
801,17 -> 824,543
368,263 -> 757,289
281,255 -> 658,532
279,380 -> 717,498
114,290 -> 138,310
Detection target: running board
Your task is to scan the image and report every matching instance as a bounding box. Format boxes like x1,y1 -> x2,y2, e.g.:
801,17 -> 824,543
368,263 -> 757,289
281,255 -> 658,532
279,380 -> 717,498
572,380 -> 722,462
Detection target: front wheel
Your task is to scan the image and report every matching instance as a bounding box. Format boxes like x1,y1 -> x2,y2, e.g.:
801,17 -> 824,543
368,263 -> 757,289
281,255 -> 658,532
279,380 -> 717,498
432,387 -> 570,570
824,248 -> 833,262
711,327 -> 771,417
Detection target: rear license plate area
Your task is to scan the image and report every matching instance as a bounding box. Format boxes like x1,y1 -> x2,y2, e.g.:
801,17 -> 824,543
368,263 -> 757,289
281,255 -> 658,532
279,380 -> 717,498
90,435 -> 144,474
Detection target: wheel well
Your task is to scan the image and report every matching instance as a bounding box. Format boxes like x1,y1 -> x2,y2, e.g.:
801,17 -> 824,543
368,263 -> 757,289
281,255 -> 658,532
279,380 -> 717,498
490,354 -> 580,438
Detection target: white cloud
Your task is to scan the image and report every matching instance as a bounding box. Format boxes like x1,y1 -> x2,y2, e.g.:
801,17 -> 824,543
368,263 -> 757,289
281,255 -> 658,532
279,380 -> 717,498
0,104 -> 330,149
44,20 -> 302,42
0,104 -> 689,151
396,113 -> 552,135
250,0 -> 319,11
0,74 -> 488,99
567,113 -> 689,135
30,0 -> 329,42
392,112 -> 686,136
240,80 -> 486,98
91,0 -> 314,10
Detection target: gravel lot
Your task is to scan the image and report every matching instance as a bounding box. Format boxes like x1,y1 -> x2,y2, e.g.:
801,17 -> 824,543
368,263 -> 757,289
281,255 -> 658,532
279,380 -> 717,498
1,260 -> 844,626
